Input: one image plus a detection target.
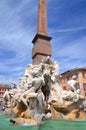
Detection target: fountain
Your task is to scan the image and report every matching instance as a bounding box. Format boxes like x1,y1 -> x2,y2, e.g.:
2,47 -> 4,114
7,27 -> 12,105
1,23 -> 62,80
2,57 -> 86,125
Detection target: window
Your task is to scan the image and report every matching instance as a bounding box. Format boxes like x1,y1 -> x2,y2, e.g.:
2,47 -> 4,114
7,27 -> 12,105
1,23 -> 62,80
83,73 -> 85,78
67,77 -> 70,81
84,92 -> 86,97
75,82 -> 80,89
63,86 -> 67,90
83,83 -> 86,90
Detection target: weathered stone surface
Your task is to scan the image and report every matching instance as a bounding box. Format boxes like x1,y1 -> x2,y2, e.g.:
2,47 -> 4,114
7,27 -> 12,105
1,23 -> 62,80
10,117 -> 37,125
65,109 -> 86,120
3,57 -> 85,125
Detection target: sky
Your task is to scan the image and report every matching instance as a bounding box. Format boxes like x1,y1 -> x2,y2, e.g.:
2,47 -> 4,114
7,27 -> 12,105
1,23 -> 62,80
0,0 -> 86,85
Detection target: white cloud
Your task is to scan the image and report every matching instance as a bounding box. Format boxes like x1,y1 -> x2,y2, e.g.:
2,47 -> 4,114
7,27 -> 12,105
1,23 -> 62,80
53,36 -> 86,72
49,26 -> 86,34
58,36 -> 86,58
0,0 -> 36,84
0,0 -> 86,84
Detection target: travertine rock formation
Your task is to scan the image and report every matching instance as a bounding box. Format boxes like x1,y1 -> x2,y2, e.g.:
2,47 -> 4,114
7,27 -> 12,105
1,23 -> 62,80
3,57 -> 85,125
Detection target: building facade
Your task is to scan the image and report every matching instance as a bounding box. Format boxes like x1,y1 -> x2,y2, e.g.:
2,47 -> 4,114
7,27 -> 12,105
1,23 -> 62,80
0,84 -> 10,102
61,68 -> 86,97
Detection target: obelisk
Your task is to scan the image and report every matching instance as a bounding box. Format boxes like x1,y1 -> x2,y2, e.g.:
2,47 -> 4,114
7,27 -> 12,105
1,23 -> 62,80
32,0 -> 52,63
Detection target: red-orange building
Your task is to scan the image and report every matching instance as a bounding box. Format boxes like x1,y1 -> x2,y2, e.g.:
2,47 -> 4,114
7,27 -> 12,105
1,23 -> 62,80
61,67 -> 86,97
0,84 -> 10,102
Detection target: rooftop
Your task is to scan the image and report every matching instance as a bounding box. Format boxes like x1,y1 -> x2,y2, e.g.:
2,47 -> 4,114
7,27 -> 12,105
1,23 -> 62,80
0,84 -> 11,89
61,67 -> 86,75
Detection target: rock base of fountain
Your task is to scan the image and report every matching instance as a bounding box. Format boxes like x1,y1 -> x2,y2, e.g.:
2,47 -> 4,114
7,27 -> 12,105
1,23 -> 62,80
3,57 -> 86,125
10,117 -> 37,125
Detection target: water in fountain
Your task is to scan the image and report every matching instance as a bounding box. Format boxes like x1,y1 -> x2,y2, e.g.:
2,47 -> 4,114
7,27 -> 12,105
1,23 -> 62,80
0,112 -> 86,130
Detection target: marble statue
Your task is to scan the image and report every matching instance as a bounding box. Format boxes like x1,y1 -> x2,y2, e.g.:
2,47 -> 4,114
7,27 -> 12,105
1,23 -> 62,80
67,76 -> 78,92
3,57 -> 85,125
